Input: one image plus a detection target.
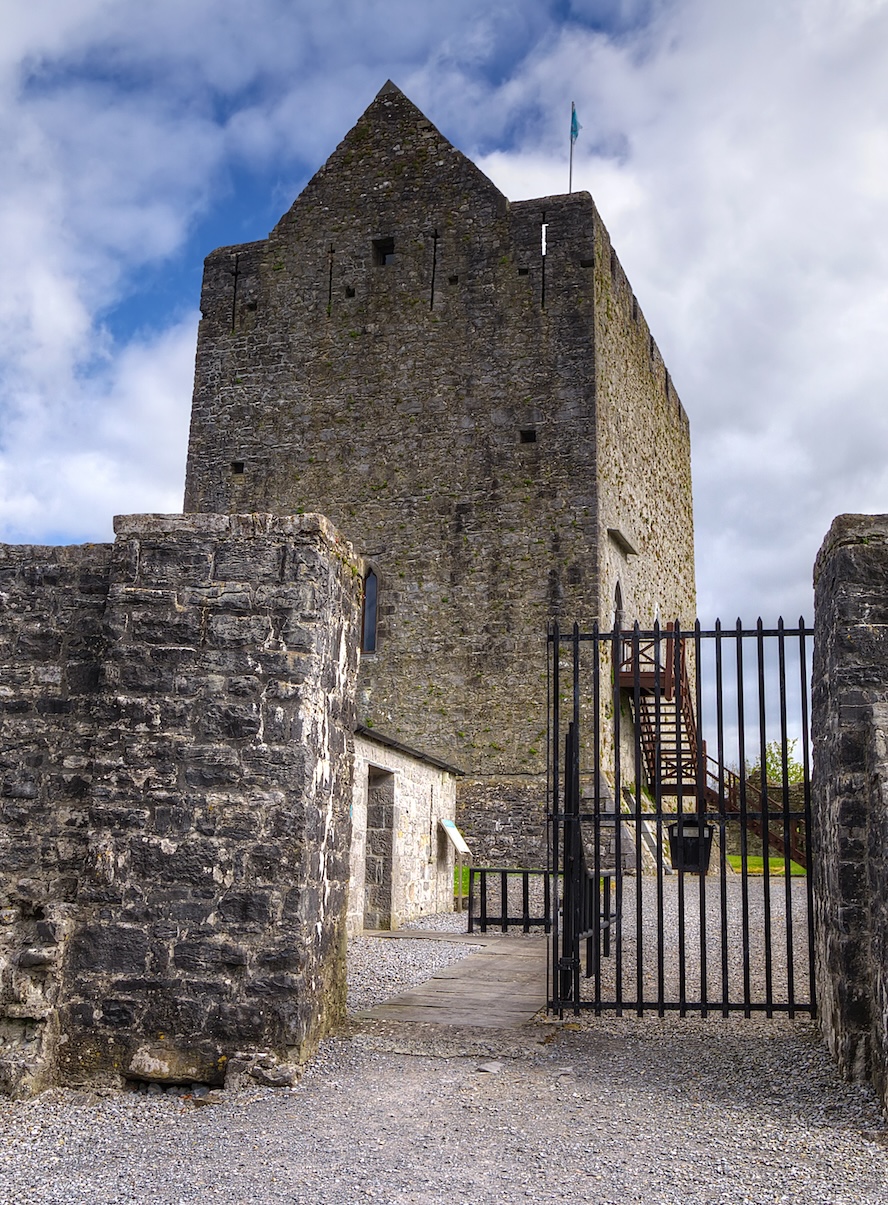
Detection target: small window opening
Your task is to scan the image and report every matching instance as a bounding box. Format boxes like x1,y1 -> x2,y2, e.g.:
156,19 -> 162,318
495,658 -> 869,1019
448,274 -> 459,285
610,247 -> 617,277
517,267 -> 529,277
344,285 -> 355,298
372,238 -> 395,266
231,461 -> 245,475
580,257 -> 594,269
632,295 -> 638,322
519,428 -> 537,444
362,570 -> 378,654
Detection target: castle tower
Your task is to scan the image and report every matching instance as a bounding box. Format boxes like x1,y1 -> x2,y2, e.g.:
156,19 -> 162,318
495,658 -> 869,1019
184,81 -> 695,863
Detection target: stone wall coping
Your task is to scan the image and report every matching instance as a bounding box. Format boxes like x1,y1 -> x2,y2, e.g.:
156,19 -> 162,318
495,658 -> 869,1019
355,725 -> 464,777
112,512 -> 360,562
814,513 -> 888,583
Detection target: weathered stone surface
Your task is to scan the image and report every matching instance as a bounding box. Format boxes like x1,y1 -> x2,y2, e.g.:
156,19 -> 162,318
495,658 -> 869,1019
813,513 -> 888,1114
349,731 -> 458,934
0,515 -> 361,1095
182,81 -> 695,864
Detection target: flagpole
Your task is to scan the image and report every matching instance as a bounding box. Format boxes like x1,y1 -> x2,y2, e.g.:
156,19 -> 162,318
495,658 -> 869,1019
569,101 -> 575,194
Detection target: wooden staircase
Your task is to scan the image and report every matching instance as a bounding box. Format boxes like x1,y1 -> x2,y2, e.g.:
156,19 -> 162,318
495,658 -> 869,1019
618,627 -> 807,870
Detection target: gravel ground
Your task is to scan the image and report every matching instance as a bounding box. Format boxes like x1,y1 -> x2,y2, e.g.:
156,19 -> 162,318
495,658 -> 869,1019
0,882 -> 886,1205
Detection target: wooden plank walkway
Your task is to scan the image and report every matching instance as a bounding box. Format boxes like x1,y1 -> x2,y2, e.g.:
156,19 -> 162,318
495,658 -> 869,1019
359,933 -> 547,1029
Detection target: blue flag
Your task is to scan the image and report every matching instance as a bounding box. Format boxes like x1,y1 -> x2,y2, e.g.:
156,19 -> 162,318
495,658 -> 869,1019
570,103 -> 582,143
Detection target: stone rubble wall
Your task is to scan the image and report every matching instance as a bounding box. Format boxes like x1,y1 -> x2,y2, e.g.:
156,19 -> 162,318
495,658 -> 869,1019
0,514 -> 361,1097
812,513 -> 888,1115
0,542 -> 113,1097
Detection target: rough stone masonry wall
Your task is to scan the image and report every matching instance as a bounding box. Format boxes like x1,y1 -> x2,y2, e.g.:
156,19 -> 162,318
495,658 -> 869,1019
0,542 -> 113,1097
813,514 -> 888,1115
0,513 -> 361,1097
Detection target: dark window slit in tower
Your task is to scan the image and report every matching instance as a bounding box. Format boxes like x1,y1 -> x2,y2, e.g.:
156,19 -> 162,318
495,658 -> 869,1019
519,428 -> 537,444
610,247 -> 617,277
430,229 -> 438,310
362,570 -> 378,653
373,237 -> 395,266
632,295 -> 638,322
231,461 -> 245,475
344,285 -> 355,298
580,258 -> 594,268
448,274 -> 459,285
517,267 -> 529,276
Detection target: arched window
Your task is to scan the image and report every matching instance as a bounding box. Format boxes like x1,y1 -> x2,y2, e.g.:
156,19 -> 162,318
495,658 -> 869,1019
614,581 -> 624,631
362,570 -> 378,653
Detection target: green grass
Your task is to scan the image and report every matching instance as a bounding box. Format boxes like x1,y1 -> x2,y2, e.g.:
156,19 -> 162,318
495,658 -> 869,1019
726,855 -> 806,876
454,865 -> 471,895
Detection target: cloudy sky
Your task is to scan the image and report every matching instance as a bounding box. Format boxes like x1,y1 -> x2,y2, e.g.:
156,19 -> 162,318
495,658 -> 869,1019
2,0 -> 886,624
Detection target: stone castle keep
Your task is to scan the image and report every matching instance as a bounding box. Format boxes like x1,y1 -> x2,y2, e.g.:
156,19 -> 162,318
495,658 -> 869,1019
0,82 -> 694,1094
184,80 -> 695,863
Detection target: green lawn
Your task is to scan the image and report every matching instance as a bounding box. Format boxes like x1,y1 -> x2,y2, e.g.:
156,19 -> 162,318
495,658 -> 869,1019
726,855 -> 806,876
454,865 -> 471,895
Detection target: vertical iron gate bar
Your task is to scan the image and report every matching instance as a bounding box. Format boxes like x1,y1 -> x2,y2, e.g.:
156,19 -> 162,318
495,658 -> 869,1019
654,619 -> 666,1016
632,622 -> 644,1016
799,619 -> 817,1016
756,619 -> 775,1017
715,620 -> 730,1016
592,622 -> 603,1013
572,625 -> 582,1011
778,618 -> 796,1017
559,727 -> 573,1008
550,625 -> 560,1013
546,626 -> 553,994
736,621 -> 752,1017
612,622 -> 623,1015
694,619 -> 709,1017
674,621 -> 687,1017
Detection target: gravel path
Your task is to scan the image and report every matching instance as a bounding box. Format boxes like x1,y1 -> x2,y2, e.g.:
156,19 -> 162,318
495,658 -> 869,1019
0,881 -> 886,1204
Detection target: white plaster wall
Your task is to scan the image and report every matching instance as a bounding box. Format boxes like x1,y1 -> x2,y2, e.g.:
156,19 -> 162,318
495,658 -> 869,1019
348,734 -> 457,935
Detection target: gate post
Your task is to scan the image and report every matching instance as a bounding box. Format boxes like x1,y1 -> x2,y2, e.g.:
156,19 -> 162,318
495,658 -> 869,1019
813,514 -> 888,1114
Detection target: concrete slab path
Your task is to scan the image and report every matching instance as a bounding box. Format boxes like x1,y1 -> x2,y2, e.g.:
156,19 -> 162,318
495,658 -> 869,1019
359,931 -> 547,1028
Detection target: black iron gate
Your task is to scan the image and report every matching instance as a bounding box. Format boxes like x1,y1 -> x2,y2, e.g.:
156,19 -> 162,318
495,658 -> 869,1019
548,619 -> 815,1017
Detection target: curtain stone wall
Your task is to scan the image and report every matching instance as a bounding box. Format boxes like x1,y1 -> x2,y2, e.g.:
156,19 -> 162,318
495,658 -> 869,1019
0,513 -> 361,1097
813,513 -> 888,1115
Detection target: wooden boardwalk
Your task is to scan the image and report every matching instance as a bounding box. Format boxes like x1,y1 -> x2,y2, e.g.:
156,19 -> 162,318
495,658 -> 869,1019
359,932 -> 547,1028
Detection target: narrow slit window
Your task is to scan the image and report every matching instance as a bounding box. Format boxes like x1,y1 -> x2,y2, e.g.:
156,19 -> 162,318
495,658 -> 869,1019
372,238 -> 395,266
362,570 -> 378,653
519,428 -> 537,444
231,460 -> 245,475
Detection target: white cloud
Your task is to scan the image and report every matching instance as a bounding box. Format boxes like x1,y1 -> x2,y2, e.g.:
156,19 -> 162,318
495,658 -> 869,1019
0,317 -> 195,544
